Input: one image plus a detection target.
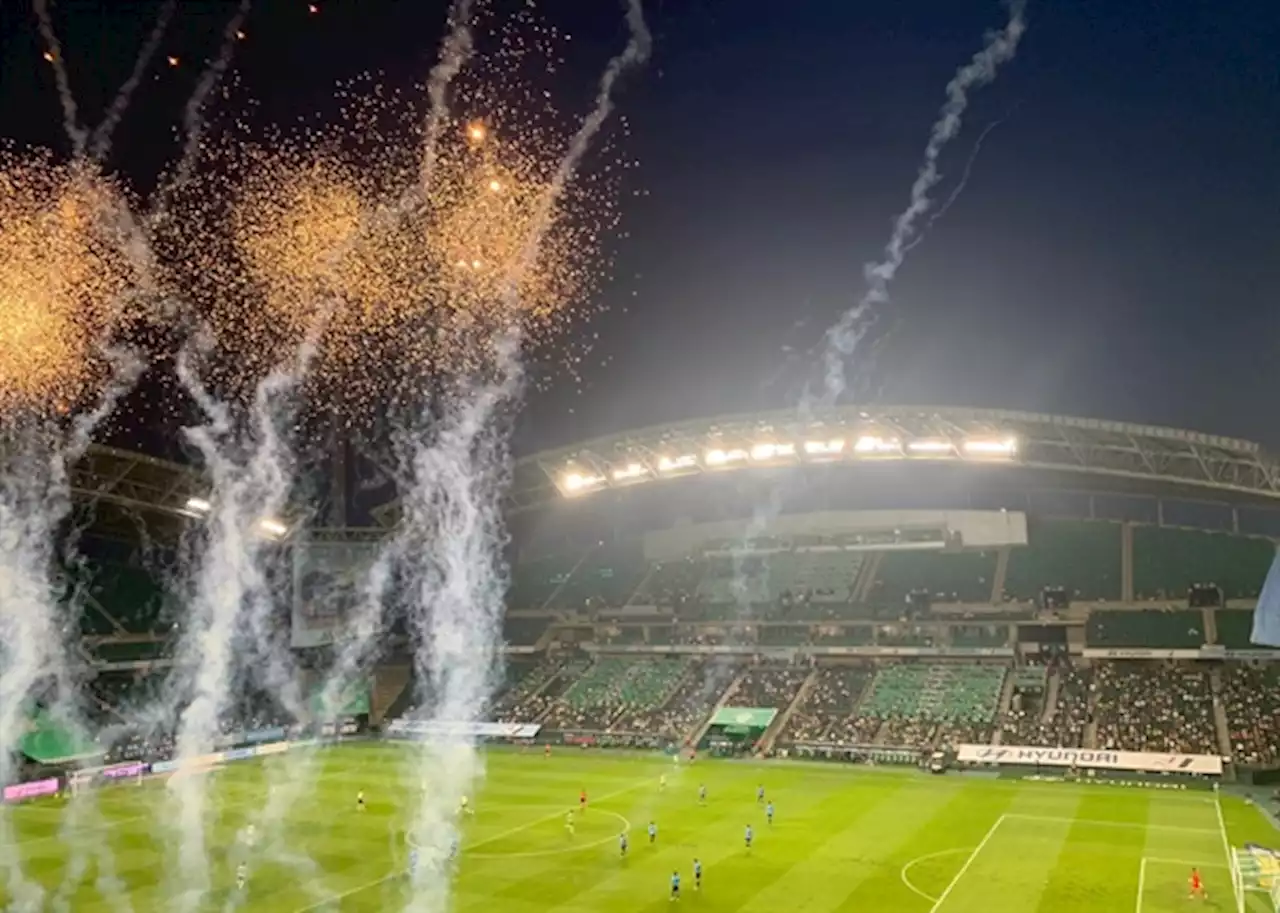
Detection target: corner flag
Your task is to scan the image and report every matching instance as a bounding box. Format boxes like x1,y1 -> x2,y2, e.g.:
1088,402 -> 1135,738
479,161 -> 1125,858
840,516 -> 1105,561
1251,546 -> 1280,647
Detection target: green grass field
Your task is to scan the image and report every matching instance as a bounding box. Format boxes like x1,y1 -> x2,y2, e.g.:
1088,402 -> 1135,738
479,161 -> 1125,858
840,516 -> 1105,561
3,743 -> 1278,911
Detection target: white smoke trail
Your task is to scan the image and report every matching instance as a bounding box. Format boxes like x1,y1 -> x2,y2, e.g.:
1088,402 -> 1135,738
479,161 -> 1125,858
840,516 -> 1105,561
902,115 -> 1007,256
89,0 -> 179,162
162,336 -> 309,912
163,0 -> 251,203
0,346 -> 143,911
32,0 -> 87,156
818,0 -> 1026,405
419,0 -> 476,193
392,5 -> 650,909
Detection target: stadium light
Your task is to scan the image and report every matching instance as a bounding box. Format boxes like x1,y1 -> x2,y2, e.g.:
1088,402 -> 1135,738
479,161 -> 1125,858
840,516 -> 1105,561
184,497 -> 211,514
657,454 -> 697,473
804,439 -> 845,456
854,436 -> 901,454
705,448 -> 748,467
963,437 -> 1018,455
750,442 -> 795,461
906,439 -> 953,454
561,471 -> 604,494
257,517 -> 289,540
612,463 -> 647,482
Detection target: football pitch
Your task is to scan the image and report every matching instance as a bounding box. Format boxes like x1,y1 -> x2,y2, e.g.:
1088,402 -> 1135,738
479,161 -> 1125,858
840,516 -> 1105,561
3,743 -> 1277,911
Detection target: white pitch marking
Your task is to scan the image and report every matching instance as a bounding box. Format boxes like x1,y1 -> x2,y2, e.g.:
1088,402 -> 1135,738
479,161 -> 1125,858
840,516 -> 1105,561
927,815 -> 1004,913
899,847 -> 969,905
290,775 -> 654,913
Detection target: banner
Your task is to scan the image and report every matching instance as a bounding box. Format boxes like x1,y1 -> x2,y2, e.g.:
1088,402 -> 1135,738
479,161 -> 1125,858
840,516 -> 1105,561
1083,648 -> 1279,661
385,720 -> 541,740
291,539 -> 383,648
956,743 -> 1223,775
1083,649 -> 1203,660
584,643 -> 1012,658
4,778 -> 59,802
710,708 -> 777,729
102,762 -> 146,780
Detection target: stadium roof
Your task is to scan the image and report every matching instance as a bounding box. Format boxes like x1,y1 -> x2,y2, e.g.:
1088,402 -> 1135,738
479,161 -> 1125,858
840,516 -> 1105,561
73,444 -> 205,520
373,405 -> 1280,524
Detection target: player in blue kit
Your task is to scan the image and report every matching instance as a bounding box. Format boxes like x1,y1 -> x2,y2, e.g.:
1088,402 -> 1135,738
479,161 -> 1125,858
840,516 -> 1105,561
766,800 -> 774,825
619,832 -> 628,857
648,820 -> 657,844
693,858 -> 702,890
744,823 -> 753,849
670,871 -> 681,901
408,848 -> 420,879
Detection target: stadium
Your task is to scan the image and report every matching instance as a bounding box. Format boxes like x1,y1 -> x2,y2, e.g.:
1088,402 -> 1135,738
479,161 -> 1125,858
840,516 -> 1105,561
8,404 -> 1280,912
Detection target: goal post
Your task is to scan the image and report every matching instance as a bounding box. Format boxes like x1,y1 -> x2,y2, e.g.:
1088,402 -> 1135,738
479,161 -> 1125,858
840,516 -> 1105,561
1232,845 -> 1280,913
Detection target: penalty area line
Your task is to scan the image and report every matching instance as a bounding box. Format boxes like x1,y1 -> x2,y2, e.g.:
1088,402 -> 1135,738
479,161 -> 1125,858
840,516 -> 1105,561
290,775 -> 656,913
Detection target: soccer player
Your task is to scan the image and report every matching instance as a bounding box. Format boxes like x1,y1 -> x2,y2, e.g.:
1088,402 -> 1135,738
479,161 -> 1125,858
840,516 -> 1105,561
648,820 -> 658,844
565,811 -> 576,837
756,784 -> 765,804
693,858 -> 702,890
235,863 -> 247,891
408,848 -> 420,878
619,832 -> 629,857
545,744 -> 551,759
660,774 -> 667,792
460,795 -> 473,816
357,790 -> 365,812
1188,868 -> 1207,900
580,788 -> 588,811
744,823 -> 753,849
670,870 -> 681,902
766,800 -> 774,826
698,784 -> 707,805
450,838 -> 459,860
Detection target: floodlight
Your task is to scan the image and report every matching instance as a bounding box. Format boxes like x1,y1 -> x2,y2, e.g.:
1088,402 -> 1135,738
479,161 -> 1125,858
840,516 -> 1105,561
906,439 -> 953,453
963,438 -> 1018,455
258,518 -> 289,539
854,436 -> 901,453
658,454 -> 697,473
804,439 -> 845,456
612,463 -> 646,481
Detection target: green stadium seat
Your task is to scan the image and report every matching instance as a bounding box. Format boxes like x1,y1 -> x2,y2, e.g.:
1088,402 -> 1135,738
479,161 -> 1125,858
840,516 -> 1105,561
1132,528 -> 1272,600
869,551 -> 997,605
1216,609 -> 1276,650
1086,609 -> 1204,649
1004,519 -> 1121,602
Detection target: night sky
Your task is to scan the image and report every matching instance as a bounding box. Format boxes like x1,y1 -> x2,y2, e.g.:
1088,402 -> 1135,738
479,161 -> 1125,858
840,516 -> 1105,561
2,0 -> 1278,457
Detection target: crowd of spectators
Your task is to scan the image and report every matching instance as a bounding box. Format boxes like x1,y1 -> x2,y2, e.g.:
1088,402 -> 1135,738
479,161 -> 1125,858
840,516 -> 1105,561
722,665 -> 809,709
616,661 -> 723,741
1220,663 -> 1280,767
778,666 -> 877,746
1093,663 -> 1218,756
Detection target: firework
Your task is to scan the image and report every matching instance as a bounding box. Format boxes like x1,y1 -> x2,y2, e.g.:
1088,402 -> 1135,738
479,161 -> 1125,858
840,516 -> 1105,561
0,152 -> 147,417
157,4 -> 630,433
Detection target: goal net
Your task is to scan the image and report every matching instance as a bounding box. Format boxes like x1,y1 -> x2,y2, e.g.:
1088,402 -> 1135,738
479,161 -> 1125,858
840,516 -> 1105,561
1232,845 -> 1280,913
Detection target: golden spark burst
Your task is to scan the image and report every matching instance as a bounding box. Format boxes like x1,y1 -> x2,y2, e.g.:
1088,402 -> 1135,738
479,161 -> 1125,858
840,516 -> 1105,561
0,152 -> 146,417
159,2 -> 632,432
